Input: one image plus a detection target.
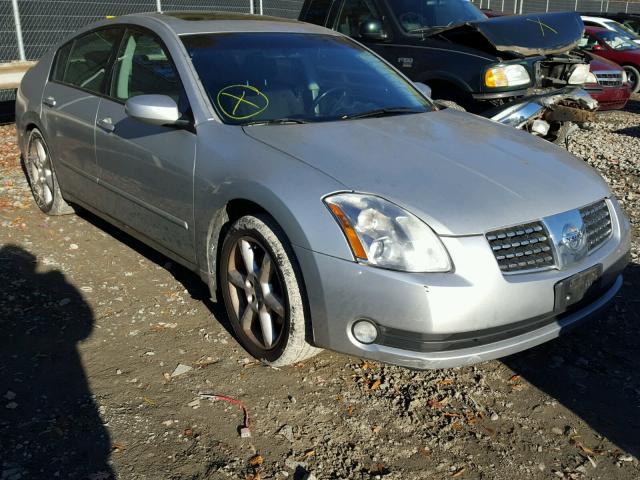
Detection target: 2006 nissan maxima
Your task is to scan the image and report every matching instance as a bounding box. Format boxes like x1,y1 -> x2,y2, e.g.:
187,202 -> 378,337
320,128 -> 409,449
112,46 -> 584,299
16,12 -> 630,369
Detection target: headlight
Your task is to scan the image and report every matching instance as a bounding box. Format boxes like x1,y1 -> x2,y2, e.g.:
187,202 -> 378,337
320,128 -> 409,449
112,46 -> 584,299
568,64 -> 591,84
585,71 -> 599,84
622,70 -> 628,84
484,64 -> 530,88
324,193 -> 452,272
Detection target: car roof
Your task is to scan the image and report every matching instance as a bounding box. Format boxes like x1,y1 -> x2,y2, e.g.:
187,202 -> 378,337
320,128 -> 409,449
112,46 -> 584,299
581,16 -> 611,22
582,11 -> 640,19
114,11 -> 340,36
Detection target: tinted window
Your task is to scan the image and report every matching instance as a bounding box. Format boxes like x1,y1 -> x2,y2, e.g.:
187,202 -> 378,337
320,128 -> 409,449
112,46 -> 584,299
62,28 -> 121,93
182,33 -> 431,125
388,0 -> 486,32
336,0 -> 382,37
110,29 -> 183,104
52,42 -> 72,82
302,0 -> 333,26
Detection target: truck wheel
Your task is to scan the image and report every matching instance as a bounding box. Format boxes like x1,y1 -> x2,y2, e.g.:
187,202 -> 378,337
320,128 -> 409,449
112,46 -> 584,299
219,214 -> 321,366
623,65 -> 640,94
433,99 -> 466,112
24,128 -> 74,215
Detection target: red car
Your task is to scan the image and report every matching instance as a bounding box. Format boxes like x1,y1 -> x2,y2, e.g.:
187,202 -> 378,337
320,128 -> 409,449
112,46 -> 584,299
585,53 -> 631,110
581,26 -> 640,93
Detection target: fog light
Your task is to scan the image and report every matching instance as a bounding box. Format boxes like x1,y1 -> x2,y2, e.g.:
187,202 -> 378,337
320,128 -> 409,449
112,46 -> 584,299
352,320 -> 378,344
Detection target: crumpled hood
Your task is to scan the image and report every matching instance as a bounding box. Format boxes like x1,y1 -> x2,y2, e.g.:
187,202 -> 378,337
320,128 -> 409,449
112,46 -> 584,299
432,12 -> 585,56
243,110 -> 610,236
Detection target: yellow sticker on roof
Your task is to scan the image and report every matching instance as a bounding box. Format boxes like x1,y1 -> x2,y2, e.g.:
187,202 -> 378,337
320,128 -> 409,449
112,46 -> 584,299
217,85 -> 269,120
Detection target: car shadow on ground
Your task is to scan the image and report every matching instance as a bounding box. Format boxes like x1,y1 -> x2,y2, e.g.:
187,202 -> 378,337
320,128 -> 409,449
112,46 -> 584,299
623,96 -> 640,112
0,244 -> 115,479
613,125 -> 640,138
503,262 -> 640,459
74,208 -> 234,337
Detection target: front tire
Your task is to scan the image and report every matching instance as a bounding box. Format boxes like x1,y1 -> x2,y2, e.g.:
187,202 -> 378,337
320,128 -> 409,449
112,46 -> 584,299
24,128 -> 73,215
623,65 -> 640,94
219,214 -> 321,366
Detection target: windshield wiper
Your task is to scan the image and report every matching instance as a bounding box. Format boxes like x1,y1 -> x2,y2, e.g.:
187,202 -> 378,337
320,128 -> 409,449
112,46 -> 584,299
341,107 -> 425,120
243,118 -> 308,126
408,26 -> 443,34
409,24 -> 456,35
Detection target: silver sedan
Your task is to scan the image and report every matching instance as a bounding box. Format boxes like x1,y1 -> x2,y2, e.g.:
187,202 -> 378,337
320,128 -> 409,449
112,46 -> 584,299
16,12 -> 631,369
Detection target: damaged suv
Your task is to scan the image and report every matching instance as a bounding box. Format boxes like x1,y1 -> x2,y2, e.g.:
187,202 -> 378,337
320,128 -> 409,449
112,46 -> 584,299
300,0 -> 596,142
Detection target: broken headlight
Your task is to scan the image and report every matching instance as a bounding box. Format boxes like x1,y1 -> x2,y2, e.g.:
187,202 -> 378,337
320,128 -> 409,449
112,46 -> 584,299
484,64 -> 530,88
568,64 -> 591,85
324,193 -> 452,273
585,71 -> 598,84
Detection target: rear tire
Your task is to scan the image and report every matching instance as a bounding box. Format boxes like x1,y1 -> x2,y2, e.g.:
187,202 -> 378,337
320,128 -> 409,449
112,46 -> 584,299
219,214 -> 321,366
24,128 -> 74,215
623,65 -> 640,94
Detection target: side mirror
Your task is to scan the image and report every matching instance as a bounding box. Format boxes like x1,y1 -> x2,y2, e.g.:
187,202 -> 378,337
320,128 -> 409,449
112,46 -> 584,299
414,82 -> 432,98
125,94 -> 180,126
359,20 -> 388,41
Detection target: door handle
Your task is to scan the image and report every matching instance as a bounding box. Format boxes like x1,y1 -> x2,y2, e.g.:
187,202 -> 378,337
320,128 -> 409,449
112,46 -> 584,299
42,96 -> 56,107
97,117 -> 115,132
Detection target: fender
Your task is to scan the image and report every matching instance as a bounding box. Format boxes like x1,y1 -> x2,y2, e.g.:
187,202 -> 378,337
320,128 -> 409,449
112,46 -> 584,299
192,122 -> 353,295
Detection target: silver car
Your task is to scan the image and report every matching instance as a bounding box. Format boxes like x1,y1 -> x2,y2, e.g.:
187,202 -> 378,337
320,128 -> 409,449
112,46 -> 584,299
16,12 -> 630,369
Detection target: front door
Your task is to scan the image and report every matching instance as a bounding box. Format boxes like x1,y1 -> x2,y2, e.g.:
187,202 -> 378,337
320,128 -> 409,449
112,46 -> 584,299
94,27 -> 196,262
42,27 -> 122,200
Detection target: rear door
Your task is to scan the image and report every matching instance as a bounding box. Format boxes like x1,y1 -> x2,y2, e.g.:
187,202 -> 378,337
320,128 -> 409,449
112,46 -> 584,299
42,27 -> 122,200
94,26 -> 196,262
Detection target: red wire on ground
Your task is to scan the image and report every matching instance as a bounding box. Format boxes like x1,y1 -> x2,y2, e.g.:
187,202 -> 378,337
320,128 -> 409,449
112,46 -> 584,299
201,393 -> 251,437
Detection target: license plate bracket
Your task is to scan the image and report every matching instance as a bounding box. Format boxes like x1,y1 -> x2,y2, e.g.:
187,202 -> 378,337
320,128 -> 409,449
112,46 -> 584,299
554,264 -> 603,313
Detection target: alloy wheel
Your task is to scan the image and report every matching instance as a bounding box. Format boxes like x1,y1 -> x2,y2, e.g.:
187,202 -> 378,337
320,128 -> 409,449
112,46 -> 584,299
226,236 -> 287,350
26,136 -> 55,211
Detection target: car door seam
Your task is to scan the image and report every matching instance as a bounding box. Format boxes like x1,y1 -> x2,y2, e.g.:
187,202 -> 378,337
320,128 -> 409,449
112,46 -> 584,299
96,177 -> 189,230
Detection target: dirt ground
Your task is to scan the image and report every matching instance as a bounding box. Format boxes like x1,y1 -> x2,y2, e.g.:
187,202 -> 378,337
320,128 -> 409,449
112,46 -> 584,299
1,99 -> 640,480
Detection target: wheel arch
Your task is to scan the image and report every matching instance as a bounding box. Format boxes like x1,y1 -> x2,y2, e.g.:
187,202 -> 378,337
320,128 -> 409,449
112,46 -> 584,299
202,192 -> 329,304
18,115 -> 43,154
417,75 -> 475,108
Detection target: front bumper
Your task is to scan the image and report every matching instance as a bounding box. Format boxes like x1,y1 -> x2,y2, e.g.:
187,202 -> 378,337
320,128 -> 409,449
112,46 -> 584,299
584,84 -> 631,111
296,199 -> 631,369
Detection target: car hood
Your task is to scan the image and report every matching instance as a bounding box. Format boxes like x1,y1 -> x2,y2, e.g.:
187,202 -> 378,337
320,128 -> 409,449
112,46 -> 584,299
432,12 -> 585,56
243,110 -> 610,236
588,53 -> 624,71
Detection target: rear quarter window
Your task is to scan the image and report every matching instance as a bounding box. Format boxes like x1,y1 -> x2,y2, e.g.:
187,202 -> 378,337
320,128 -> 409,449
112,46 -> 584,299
58,28 -> 121,94
51,42 -> 72,82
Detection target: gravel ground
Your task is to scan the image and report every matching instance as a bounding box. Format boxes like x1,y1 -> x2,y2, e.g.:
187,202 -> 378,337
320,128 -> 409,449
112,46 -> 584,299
1,97 -> 639,480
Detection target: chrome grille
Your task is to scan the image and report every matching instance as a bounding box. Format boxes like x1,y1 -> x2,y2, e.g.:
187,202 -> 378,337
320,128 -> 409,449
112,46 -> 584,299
594,71 -> 624,87
580,199 -> 612,252
486,222 -> 554,273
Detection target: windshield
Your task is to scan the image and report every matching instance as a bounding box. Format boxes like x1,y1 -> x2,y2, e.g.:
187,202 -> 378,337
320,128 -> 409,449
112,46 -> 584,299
182,33 -> 432,125
604,20 -> 639,39
598,30 -> 639,51
388,0 -> 486,32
